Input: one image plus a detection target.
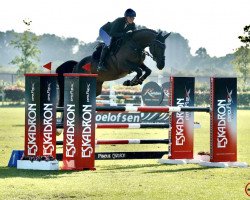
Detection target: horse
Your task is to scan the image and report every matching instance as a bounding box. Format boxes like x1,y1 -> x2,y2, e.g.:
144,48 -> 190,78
56,29 -> 171,107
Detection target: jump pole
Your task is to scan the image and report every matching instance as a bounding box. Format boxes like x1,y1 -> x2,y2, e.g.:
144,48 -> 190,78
57,139 -> 169,145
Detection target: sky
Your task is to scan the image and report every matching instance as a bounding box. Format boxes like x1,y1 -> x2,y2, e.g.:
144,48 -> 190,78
0,0 -> 249,57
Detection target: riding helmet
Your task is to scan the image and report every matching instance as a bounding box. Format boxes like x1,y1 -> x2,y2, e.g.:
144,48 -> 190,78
124,8 -> 136,17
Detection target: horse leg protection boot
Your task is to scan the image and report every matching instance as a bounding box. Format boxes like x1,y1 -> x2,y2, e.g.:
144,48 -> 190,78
97,46 -> 109,72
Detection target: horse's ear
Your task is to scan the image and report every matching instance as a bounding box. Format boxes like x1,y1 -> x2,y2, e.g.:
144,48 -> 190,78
157,31 -> 163,36
164,32 -> 171,39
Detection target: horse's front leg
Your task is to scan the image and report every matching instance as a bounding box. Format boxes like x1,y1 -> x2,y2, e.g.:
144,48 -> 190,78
138,63 -> 152,84
123,62 -> 143,86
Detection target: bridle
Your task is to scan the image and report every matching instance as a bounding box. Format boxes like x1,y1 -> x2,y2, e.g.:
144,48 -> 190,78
149,39 -> 166,62
128,33 -> 166,62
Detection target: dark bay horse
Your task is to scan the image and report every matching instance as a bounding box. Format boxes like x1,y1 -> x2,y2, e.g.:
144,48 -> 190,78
56,29 -> 171,107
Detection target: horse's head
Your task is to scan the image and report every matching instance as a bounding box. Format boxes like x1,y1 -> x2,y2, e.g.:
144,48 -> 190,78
149,32 -> 171,70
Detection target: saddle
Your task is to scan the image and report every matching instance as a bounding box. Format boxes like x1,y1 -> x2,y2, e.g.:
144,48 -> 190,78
92,39 -> 124,62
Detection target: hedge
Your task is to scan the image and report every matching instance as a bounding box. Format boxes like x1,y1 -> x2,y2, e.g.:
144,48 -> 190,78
4,86 -> 25,101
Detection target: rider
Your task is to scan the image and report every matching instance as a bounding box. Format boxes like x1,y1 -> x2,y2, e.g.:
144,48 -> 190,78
97,8 -> 136,72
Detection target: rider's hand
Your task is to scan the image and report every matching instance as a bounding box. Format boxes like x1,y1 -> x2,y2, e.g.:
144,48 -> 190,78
124,30 -> 133,39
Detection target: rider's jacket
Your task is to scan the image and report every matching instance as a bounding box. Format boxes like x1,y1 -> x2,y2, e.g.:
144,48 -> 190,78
101,17 -> 136,41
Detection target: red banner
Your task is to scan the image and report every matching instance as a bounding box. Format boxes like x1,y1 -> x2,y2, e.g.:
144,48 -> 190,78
169,77 -> 194,159
210,77 -> 237,162
62,74 -> 97,170
24,74 -> 57,158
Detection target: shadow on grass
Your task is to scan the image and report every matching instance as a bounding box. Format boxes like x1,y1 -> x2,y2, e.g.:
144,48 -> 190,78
0,166 -> 81,179
99,163 -> 161,171
144,166 -> 212,174
99,163 -> 211,173
1,164 -> 212,178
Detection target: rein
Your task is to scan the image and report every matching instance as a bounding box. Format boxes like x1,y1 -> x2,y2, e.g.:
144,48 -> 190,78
127,31 -> 166,61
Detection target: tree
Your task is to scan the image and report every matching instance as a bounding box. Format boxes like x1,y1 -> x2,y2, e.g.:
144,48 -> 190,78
232,25 -> 250,89
238,25 -> 250,46
195,47 -> 209,59
10,30 -> 41,76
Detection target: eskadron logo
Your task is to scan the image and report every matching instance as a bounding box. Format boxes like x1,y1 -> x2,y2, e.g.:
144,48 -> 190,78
226,87 -> 233,103
216,87 -> 234,149
175,86 -> 192,146
185,87 -> 191,103
226,87 -> 234,123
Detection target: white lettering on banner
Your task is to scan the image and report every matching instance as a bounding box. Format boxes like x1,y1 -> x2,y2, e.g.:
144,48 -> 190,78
98,154 -> 111,159
176,98 -> 185,145
110,115 -> 117,122
96,113 -> 140,123
47,83 -> 51,101
66,134 -> 76,157
43,103 -> 54,155
112,153 -> 126,159
227,104 -> 232,122
70,82 -> 74,102
226,94 -> 233,123
217,100 -> 228,148
81,105 -> 93,158
31,83 -> 35,101
122,115 -> 127,122
66,104 -> 76,157
184,101 -> 190,120
27,104 -> 38,155
43,133 -> 54,155
86,83 -> 90,103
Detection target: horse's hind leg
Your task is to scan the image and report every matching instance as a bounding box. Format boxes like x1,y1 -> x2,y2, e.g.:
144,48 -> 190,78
96,81 -> 104,97
138,63 -> 152,84
56,60 -> 77,107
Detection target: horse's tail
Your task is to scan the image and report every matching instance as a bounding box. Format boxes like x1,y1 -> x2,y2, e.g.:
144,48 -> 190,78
56,60 -> 77,107
73,56 -> 92,73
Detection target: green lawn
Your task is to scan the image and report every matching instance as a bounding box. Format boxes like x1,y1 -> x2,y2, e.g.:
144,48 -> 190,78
0,108 -> 250,200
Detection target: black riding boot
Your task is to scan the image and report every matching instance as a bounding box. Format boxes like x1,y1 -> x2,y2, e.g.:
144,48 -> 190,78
97,46 -> 109,72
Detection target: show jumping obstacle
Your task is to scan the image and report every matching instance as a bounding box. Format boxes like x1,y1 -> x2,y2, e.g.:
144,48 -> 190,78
18,74 -> 248,170
56,123 -> 172,129
56,139 -> 170,145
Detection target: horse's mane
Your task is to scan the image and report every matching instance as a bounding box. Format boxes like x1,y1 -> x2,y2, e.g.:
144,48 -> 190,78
121,28 -> 158,48
133,28 -> 158,35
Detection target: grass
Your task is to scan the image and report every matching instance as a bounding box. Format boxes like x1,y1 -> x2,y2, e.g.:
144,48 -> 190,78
0,108 -> 250,200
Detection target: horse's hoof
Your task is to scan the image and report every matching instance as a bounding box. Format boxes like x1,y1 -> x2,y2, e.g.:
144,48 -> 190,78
130,80 -> 139,86
123,80 -> 131,86
137,79 -> 143,85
